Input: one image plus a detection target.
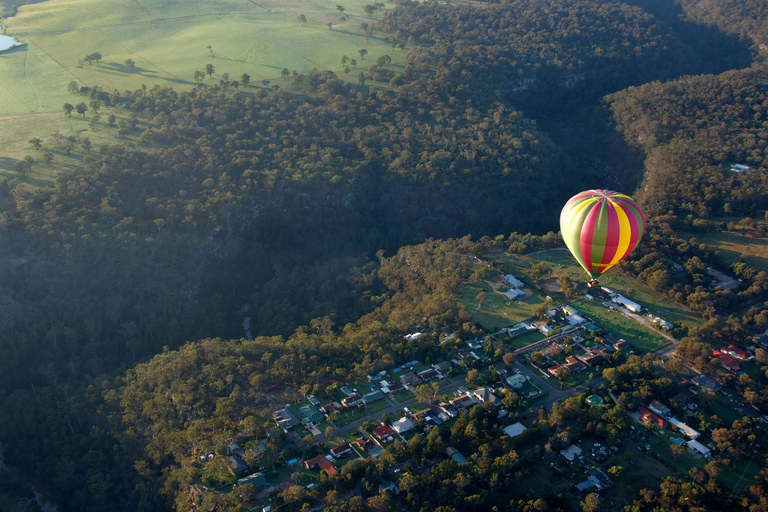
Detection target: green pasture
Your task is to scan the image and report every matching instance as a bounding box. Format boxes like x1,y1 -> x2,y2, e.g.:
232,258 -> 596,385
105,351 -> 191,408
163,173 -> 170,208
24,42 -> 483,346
391,389 -> 414,403
458,281 -> 545,331
572,299 -> 670,353
0,0 -> 405,167
507,329 -> 546,350
678,229 -> 768,274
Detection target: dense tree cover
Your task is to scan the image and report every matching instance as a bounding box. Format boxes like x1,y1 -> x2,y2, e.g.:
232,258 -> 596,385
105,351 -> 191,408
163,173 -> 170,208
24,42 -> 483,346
675,0 -> 768,53
608,64 -> 768,217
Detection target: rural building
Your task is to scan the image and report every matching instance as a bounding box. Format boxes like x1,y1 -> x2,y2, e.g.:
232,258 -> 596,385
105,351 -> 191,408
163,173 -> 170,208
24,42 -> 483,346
687,440 -> 712,458
503,274 -> 525,288
601,287 -> 617,297
506,374 -> 528,388
505,289 -> 527,300
446,447 -> 468,464
563,305 -> 579,316
713,350 -> 741,372
560,444 -> 582,461
725,345 -> 753,361
669,417 -> 700,439
504,422 -> 527,439
576,469 -> 612,492
652,317 -> 674,330
227,454 -> 249,476
236,472 -> 266,488
341,393 -> 365,408
648,400 -> 671,417
373,425 -> 395,441
418,369 -> 439,381
638,406 -> 668,428
272,408 -> 299,430
613,340 -> 630,351
538,324 -> 553,335
471,387 -> 499,406
392,417 -> 414,434
567,314 -> 586,326
305,455 -> 337,475
404,332 -> 422,341
691,375 -> 722,392
330,442 -> 352,458
612,295 -> 642,313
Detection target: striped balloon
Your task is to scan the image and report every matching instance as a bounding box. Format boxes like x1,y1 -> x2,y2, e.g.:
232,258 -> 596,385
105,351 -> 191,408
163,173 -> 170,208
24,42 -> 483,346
560,190 -> 645,280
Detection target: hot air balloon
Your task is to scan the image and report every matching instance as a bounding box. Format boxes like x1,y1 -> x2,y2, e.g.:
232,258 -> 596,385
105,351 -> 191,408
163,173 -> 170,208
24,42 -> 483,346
560,190 -> 645,287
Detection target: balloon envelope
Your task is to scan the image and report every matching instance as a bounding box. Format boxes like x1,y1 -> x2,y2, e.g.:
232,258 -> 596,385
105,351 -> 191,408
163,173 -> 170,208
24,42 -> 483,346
560,190 -> 645,280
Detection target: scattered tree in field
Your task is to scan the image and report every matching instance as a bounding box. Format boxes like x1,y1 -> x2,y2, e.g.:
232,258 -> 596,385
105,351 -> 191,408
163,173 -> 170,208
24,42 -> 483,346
205,63 -> 215,78
386,35 -> 398,49
108,114 -> 116,127
83,52 -> 102,64
67,81 -> 79,94
28,138 -> 43,151
65,135 -> 77,154
336,5 -> 345,14
207,45 -> 215,58
14,156 -> 34,176
364,4 -> 375,15
280,68 -> 290,80
63,103 -> 75,117
42,150 -> 54,167
297,14 -> 306,25
350,59 -> 357,68
365,27 -> 373,41
89,99 -> 100,114
89,113 -> 101,128
358,48 -> 367,60
261,79 -> 271,87
240,73 -> 250,87
376,54 -> 391,67
340,55 -> 349,67
327,22 -> 333,30
50,130 -> 64,148
75,102 -> 88,118
193,70 -> 205,84
231,80 -> 239,89
358,72 -> 367,85
124,58 -> 135,72
81,137 -> 92,154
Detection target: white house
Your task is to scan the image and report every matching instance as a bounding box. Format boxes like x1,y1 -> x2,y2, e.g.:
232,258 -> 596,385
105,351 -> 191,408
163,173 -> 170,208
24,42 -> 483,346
503,275 -> 525,288
504,422 -> 527,439
392,417 -> 414,434
612,295 -> 642,313
505,289 -> 526,300
687,440 -> 711,458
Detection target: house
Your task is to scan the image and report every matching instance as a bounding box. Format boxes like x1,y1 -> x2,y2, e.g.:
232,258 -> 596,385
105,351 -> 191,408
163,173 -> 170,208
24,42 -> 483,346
400,372 -> 421,387
373,425 -> 395,441
237,472 -> 267,488
544,343 -> 564,357
567,314 -> 587,326
564,356 -> 587,373
538,324 -> 553,335
648,400 -> 671,417
330,442 -> 352,458
730,163 -> 751,173
305,455 -> 337,475
576,469 -> 612,492
612,295 -> 642,313
227,442 -> 242,455
449,394 -> 476,411
355,437 -> 376,451
652,318 -> 674,330
295,404 -> 324,424
471,387 -> 499,406
321,403 -> 338,415
506,374 -> 528,388
505,288 -> 526,300
307,395 -> 321,407
227,454 -> 249,475
725,345 -> 753,361
503,274 -> 525,288
418,369 -> 439,381
547,363 -> 562,376
563,305 -> 579,316
668,417 -> 700,439
404,332 -> 422,341
687,440 -> 712,458
755,333 -> 768,349
560,444 -> 582,461
638,406 -> 668,428
504,422 -> 527,439
446,447 -> 468,464
577,351 -> 604,366
433,361 -> 452,373
691,375 -> 722,392
392,417 -> 414,434
273,408 -> 299,430
363,390 -> 384,403
341,393 -> 365,408
439,403 -> 458,418
613,339 -> 630,351
713,350 -> 741,372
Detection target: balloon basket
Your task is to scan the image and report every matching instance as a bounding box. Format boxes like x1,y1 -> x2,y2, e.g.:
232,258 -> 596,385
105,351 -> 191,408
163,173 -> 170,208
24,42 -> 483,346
587,279 -> 600,288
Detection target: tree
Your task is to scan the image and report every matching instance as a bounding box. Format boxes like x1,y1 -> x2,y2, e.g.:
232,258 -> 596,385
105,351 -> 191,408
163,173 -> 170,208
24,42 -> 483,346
376,54 -> 391,67
124,58 -> 135,72
324,425 -> 334,440
89,113 -> 101,128
358,48 -> 367,59
240,73 -> 251,87
670,443 -> 686,460
75,102 -> 88,117
205,63 -> 215,78
67,81 -> 79,94
530,351 -> 544,366
581,492 -> 600,512
386,36 -> 397,49
336,5 -> 345,14
81,137 -> 92,154
327,22 -> 333,30
466,369 -> 478,385
89,99 -> 100,114
28,138 -> 43,150
503,352 -> 515,368
14,156 -> 34,176
63,103 -> 75,117
358,72 -> 367,86
207,45 -> 215,58
297,14 -> 306,25
555,366 -> 571,381
350,59 -> 357,68
340,55 -> 349,67
42,150 -> 54,167
193,71 -> 205,84
280,68 -> 290,80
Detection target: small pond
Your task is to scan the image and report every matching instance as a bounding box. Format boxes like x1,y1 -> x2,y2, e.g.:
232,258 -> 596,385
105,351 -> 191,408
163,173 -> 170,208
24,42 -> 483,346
0,34 -> 22,52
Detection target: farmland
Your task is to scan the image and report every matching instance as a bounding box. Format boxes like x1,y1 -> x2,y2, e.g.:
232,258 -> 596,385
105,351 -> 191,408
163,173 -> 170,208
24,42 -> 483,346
0,0 -> 405,172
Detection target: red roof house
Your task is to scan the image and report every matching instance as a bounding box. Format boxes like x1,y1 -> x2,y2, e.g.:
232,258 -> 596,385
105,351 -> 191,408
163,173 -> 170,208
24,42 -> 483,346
305,455 -> 338,475
638,406 -> 668,428
713,350 -> 741,372
725,345 -> 752,361
373,425 -> 394,440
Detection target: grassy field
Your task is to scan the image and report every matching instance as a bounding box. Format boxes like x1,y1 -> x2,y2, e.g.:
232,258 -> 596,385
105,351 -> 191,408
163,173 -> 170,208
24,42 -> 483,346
458,281 -> 546,331
573,299 -> 671,353
677,229 -> 768,274
0,0 -> 405,171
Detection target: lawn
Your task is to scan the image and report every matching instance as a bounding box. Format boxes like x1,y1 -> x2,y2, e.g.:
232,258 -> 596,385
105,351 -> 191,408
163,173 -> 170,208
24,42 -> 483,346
391,389 -> 415,403
458,281 -> 546,331
0,0 -> 406,169
334,406 -> 367,426
507,329 -> 547,350
366,399 -> 390,414
677,229 -> 768,274
572,299 -> 671,353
